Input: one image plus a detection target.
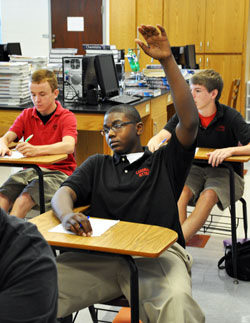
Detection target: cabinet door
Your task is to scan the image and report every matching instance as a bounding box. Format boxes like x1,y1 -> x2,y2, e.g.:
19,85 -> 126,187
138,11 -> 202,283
204,54 -> 242,112
110,0 -> 136,71
205,0 -> 246,53
164,0 -> 206,53
136,0 -> 163,69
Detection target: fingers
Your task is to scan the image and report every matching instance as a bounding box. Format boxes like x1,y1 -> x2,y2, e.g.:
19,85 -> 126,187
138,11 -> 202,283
208,150 -> 228,167
64,213 -> 93,236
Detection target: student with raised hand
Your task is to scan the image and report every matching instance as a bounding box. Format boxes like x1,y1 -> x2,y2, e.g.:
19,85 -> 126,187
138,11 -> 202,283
0,69 -> 77,219
52,25 -> 204,323
148,69 -> 250,242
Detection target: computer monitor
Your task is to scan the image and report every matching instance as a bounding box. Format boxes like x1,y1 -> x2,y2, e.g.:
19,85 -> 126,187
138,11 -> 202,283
0,45 -> 6,61
1,43 -> 22,61
184,44 -> 198,69
94,54 -> 120,98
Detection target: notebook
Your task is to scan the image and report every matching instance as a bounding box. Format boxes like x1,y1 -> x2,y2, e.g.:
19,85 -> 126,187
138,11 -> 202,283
94,54 -> 141,104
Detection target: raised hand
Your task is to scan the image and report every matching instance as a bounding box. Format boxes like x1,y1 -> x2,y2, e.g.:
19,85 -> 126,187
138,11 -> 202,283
135,24 -> 171,61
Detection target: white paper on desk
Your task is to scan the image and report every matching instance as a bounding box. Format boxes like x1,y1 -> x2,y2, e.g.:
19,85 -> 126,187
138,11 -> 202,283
49,218 -> 119,237
2,151 -> 24,158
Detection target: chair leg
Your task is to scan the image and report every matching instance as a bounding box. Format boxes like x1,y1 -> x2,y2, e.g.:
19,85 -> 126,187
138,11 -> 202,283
240,197 -> 248,239
88,305 -> 98,323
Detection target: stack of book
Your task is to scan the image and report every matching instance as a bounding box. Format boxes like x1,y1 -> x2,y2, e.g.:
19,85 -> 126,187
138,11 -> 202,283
0,62 -> 32,107
83,44 -> 119,62
49,48 -> 78,64
143,65 -> 169,89
9,55 -> 48,73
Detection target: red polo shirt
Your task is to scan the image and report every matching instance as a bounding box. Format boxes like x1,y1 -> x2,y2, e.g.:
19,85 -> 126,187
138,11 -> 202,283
9,101 -> 77,175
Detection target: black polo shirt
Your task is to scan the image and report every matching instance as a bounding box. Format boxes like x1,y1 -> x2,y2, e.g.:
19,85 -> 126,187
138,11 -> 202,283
62,132 -> 195,248
0,210 -> 58,323
165,102 -> 250,174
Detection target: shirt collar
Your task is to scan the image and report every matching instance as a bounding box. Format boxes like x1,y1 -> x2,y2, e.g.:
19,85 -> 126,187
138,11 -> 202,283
113,146 -> 151,165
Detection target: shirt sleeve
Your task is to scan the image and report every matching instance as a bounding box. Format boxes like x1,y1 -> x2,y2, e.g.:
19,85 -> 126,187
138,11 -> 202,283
61,154 -> 97,204
60,110 -> 78,142
164,113 -> 179,134
9,110 -> 25,139
231,110 -> 250,145
164,131 -> 196,201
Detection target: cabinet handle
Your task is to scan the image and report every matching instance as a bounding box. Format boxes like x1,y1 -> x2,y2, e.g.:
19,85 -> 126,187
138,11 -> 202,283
200,41 -> 203,50
206,57 -> 209,67
207,41 -> 209,48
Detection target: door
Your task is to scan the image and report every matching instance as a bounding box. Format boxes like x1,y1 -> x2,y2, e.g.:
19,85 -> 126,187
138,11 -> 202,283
51,0 -> 103,54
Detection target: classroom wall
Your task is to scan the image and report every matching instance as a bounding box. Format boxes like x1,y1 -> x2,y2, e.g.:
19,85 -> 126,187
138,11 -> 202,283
0,0 -> 109,58
0,0 -> 50,57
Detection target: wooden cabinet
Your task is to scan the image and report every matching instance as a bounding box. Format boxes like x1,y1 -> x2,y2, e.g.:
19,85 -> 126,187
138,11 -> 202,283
110,0 -> 249,115
110,0 -> 136,72
136,0 -> 163,69
164,0 -> 206,53
164,0 -> 246,54
110,0 -> 163,72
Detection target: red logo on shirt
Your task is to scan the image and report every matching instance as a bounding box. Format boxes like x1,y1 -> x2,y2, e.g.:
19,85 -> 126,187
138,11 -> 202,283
53,124 -> 58,130
216,125 -> 225,132
136,168 -> 150,177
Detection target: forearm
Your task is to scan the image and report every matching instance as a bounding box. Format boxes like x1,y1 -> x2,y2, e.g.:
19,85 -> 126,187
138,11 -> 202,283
51,187 -> 76,222
228,144 -> 250,156
33,141 -> 75,155
160,55 -> 198,129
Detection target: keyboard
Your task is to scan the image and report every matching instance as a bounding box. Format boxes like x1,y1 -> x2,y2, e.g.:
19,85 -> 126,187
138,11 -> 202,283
108,94 -> 141,104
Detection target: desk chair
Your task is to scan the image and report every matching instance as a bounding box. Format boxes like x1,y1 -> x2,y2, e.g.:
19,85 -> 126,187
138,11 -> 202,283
228,79 -> 240,109
88,296 -> 133,323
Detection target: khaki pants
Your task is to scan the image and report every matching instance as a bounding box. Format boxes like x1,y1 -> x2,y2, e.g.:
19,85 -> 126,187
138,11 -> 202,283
56,242 -> 205,323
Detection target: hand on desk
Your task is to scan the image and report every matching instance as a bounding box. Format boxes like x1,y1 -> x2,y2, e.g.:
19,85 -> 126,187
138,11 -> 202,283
62,212 -> 93,237
16,142 -> 38,157
207,147 -> 235,167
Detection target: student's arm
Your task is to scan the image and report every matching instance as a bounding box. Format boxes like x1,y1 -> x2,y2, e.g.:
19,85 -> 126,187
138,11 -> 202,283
208,143 -> 250,167
147,113 -> 179,152
147,129 -> 172,152
136,25 -> 198,148
51,186 -> 92,236
16,135 -> 76,157
0,131 -> 18,156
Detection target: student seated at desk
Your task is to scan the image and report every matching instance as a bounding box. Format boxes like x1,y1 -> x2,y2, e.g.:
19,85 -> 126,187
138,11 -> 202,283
52,24 -> 205,323
0,208 -> 58,323
0,69 -> 77,219
148,69 -> 250,242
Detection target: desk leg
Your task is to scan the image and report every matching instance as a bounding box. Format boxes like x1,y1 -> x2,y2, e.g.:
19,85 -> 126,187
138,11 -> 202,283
124,255 -> 139,323
227,165 -> 238,284
32,165 -> 45,214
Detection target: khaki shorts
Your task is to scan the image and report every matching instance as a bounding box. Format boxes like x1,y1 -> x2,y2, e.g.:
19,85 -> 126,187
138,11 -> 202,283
186,164 -> 244,210
0,168 -> 68,211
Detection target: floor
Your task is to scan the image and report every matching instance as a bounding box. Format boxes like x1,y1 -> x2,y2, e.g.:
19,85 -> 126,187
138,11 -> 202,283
1,163 -> 250,323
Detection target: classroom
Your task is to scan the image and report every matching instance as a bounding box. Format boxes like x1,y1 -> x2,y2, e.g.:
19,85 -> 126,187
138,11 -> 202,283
0,1 -> 250,323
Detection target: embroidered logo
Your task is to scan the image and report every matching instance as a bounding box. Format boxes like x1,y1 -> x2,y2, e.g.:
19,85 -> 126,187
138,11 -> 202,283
216,125 -> 225,132
136,168 -> 150,177
53,124 -> 58,130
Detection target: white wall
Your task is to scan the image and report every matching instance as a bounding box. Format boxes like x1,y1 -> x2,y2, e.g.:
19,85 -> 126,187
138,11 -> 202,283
0,0 -> 50,57
0,0 -> 110,58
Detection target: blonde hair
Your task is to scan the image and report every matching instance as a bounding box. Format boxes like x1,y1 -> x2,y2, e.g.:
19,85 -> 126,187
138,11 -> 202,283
31,69 -> 58,92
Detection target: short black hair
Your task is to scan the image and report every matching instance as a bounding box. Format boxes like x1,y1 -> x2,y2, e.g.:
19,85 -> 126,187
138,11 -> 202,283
105,104 -> 142,122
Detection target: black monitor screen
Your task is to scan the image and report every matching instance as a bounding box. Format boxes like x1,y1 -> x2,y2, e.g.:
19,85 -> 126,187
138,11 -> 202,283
94,54 -> 119,98
82,56 -> 98,95
184,45 -> 197,69
6,43 -> 22,55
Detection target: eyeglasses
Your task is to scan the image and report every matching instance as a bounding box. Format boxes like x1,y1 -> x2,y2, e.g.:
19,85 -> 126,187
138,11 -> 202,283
100,121 -> 137,136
